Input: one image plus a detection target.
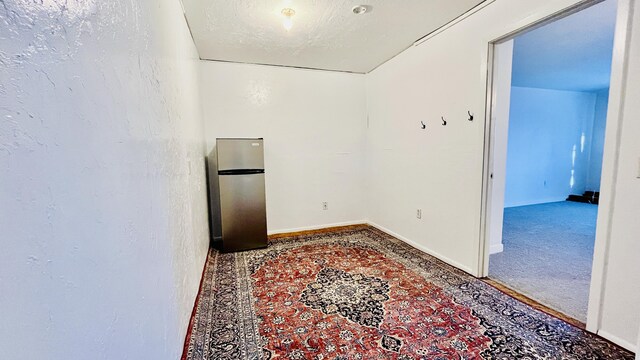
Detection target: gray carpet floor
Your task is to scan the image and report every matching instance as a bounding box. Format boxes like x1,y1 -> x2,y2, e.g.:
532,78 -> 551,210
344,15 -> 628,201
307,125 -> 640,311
489,201 -> 597,322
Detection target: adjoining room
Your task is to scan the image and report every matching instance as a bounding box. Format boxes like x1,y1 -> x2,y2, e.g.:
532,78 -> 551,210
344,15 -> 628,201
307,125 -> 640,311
487,0 -> 617,324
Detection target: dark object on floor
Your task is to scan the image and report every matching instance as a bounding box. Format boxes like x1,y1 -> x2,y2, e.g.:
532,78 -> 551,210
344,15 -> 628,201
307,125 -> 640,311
567,190 -> 600,204
185,227 -> 632,360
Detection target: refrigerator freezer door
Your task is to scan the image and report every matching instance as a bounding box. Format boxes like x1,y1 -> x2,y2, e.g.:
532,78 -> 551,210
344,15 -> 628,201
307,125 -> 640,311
216,138 -> 264,171
219,173 -> 268,252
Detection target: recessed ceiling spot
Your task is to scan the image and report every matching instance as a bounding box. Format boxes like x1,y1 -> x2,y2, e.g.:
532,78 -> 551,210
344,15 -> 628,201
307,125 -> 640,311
352,5 -> 368,15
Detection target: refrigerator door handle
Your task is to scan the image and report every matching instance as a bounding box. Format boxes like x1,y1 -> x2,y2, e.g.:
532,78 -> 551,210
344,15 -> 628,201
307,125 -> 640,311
219,169 -> 265,176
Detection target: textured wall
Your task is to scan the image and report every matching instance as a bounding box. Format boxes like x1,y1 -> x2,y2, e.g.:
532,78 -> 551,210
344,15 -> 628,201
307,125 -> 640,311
200,61 -> 367,233
0,1 -> 209,359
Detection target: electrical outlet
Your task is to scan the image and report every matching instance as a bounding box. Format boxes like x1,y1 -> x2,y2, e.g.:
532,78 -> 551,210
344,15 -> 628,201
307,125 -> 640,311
322,202 -> 328,211
416,209 -> 422,219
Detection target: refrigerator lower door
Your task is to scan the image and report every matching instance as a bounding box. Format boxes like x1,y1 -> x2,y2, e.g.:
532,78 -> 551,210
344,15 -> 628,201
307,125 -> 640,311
219,173 -> 268,252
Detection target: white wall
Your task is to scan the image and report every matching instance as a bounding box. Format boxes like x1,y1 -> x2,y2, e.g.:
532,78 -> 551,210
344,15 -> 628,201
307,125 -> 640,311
200,61 -> 367,233
593,0 -> 640,349
0,1 -> 209,359
504,87 -> 597,207
365,0 -> 639,349
488,40 -> 514,254
587,89 -> 610,191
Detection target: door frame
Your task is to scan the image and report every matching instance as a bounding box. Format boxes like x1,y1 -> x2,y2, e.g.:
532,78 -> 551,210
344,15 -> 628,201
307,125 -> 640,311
477,0 -> 633,335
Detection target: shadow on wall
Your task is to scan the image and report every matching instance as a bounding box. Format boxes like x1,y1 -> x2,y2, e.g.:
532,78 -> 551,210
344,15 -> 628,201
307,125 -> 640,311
504,87 -> 609,208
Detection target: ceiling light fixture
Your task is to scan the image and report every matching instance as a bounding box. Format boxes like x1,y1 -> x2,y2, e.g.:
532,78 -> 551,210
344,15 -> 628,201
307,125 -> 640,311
281,8 -> 296,31
352,5 -> 368,15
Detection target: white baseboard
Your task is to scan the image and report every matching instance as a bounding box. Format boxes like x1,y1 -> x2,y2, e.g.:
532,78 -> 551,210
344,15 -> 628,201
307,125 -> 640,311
490,243 -> 504,254
366,221 -> 477,276
597,330 -> 637,353
267,220 -> 367,235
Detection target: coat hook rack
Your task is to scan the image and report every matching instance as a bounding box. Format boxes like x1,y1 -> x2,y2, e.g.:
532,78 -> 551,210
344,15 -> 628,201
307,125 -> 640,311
468,111 -> 474,121
441,116 -> 447,126
420,121 -> 426,129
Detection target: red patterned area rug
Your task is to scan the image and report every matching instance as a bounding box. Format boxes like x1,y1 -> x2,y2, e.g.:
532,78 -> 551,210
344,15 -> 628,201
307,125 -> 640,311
185,227 -> 633,359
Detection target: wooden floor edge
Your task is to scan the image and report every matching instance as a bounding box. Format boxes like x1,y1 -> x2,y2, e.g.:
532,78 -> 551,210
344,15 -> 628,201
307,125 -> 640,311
482,278 -> 586,329
180,251 -> 210,360
268,224 -> 370,239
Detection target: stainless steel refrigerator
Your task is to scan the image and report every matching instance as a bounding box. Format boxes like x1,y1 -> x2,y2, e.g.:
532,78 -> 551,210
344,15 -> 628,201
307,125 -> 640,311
207,138 -> 268,252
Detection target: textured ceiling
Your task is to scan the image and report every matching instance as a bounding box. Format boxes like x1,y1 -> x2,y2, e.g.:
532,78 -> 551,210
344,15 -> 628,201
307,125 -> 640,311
182,0 -> 486,73
512,0 -> 617,91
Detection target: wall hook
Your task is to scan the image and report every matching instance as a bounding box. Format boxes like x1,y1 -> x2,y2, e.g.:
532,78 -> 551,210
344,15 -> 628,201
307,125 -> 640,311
468,111 -> 474,121
420,121 -> 426,129
441,116 -> 447,126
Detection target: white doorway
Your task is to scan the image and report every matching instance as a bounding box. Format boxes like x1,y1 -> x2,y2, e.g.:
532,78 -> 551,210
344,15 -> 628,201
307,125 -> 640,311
480,0 -> 630,327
